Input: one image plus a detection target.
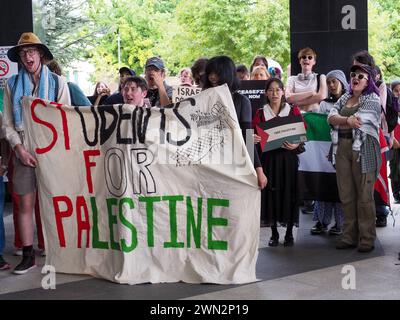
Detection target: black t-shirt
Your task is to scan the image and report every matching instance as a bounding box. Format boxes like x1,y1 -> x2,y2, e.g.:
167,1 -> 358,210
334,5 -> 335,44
145,82 -> 173,107
103,92 -> 124,105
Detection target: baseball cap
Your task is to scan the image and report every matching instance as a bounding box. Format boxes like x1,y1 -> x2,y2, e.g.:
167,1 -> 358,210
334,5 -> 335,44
145,57 -> 165,70
119,67 -> 136,76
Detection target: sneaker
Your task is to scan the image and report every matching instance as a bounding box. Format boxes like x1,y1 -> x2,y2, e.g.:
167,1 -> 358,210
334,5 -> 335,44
13,250 -> 36,275
328,224 -> 342,235
40,250 -> 46,257
310,221 -> 327,235
0,255 -> 11,270
13,248 -> 23,256
376,216 -> 387,228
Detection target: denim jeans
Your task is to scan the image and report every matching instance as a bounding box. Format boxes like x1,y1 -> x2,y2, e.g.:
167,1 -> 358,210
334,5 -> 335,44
0,177 -> 5,255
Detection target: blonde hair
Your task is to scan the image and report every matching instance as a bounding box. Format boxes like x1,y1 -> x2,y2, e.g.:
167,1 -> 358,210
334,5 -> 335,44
250,66 -> 270,80
298,47 -> 317,60
179,67 -> 194,85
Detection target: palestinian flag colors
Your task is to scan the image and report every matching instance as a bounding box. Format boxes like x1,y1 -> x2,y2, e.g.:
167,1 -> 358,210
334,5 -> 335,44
256,115 -> 307,152
298,113 -> 340,202
298,112 -> 390,206
374,130 -> 390,207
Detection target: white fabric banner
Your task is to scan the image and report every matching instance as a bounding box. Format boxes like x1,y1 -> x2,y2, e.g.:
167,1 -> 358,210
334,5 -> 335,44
22,84 -> 260,285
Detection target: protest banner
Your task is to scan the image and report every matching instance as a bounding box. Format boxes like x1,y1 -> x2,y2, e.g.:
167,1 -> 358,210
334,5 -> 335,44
22,84 -> 260,285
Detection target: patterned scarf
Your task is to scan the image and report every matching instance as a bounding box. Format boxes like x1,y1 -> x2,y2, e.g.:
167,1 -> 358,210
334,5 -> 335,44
7,64 -> 56,131
328,92 -> 381,166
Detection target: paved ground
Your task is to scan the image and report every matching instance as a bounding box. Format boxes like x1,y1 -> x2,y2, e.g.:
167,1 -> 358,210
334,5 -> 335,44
1,198 -> 399,300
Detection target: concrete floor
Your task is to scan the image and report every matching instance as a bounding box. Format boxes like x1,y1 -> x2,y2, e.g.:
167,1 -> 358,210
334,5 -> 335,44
1,200 -> 399,300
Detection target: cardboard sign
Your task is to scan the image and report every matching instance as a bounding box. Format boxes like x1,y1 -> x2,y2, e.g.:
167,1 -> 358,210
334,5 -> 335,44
172,85 -> 202,103
256,115 -> 307,152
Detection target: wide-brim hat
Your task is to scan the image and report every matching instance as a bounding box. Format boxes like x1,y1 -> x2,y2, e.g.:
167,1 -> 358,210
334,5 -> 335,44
7,32 -> 53,62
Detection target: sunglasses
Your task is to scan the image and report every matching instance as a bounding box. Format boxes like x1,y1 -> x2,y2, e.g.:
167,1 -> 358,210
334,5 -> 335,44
300,55 -> 313,60
350,72 -> 368,81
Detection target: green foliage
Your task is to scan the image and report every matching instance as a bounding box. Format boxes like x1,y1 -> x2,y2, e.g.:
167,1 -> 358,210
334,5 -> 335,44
369,0 -> 400,80
38,0 -> 400,83
160,0 -> 290,75
86,0 -> 179,82
33,0 -> 97,67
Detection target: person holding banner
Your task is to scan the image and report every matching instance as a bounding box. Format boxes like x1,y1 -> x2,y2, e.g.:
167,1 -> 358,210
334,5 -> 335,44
203,55 -> 267,190
191,57 -> 208,88
328,64 -> 381,253
121,76 -> 149,107
2,32 -> 71,274
253,78 -> 304,247
103,67 -> 136,105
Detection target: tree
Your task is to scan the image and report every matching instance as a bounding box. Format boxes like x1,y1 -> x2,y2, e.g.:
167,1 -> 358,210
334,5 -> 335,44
86,0 -> 180,83
368,0 -> 400,80
33,0 -> 98,67
159,0 -> 290,75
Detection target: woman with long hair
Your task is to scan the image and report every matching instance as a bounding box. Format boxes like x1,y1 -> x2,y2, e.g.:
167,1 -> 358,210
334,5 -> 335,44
88,81 -> 110,106
203,55 -> 268,190
253,78 -> 304,247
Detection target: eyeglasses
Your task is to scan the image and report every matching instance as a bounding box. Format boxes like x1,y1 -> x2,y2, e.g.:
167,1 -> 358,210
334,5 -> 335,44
300,55 -> 313,60
18,48 -> 38,57
350,72 -> 368,81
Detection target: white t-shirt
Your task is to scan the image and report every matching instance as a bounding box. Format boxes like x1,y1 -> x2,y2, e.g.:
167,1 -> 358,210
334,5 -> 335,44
286,73 -> 319,111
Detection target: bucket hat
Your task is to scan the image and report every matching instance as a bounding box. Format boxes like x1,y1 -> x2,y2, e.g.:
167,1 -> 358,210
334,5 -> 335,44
7,32 -> 53,62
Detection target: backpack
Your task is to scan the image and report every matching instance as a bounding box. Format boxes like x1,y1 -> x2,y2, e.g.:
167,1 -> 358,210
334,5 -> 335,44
377,80 -> 398,133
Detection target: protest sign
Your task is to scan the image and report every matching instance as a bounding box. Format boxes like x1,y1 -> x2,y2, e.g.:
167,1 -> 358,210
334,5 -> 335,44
172,85 -> 202,103
237,80 -> 267,118
22,84 -> 260,285
256,115 -> 307,152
